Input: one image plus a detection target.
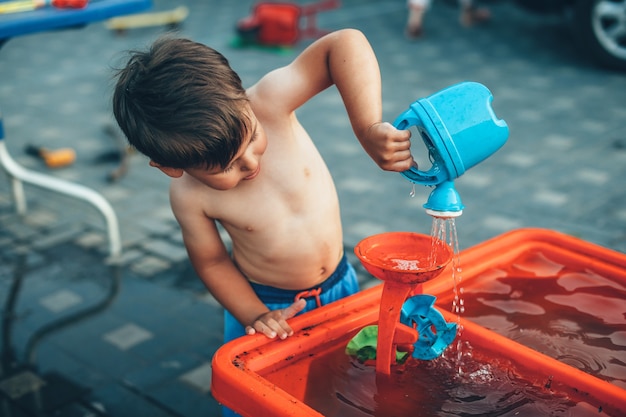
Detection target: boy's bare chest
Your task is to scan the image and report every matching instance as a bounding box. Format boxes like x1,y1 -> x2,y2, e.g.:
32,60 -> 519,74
214,138 -> 338,232
241,160 -> 332,220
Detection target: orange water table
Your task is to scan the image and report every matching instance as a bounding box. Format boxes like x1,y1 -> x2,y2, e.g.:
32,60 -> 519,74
0,0 -> 152,259
211,228 -> 626,417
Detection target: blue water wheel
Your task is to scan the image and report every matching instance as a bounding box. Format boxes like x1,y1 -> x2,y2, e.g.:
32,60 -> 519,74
400,294 -> 457,360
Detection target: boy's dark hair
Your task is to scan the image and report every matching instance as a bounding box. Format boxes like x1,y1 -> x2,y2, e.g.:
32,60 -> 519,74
112,36 -> 250,170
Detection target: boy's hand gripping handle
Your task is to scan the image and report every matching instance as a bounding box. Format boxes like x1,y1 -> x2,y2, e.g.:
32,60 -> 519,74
393,105 -> 447,186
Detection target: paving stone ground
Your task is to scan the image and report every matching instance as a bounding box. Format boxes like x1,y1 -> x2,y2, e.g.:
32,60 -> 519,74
1,0 -> 625,416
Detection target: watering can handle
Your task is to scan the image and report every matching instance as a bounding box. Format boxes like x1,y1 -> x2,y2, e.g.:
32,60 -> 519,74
393,108 -> 442,186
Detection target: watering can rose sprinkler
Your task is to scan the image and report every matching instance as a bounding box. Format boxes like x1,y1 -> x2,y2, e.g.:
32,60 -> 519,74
393,81 -> 509,218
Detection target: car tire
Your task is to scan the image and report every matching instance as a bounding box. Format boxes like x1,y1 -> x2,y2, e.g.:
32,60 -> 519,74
573,0 -> 626,71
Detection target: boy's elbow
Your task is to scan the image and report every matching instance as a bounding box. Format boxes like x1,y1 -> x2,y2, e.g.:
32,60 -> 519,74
339,28 -> 364,36
333,28 -> 366,43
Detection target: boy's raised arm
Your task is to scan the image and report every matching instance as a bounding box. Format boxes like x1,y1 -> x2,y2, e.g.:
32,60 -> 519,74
251,28 -> 414,172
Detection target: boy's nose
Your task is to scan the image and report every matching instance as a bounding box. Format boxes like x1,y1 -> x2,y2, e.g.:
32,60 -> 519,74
240,152 -> 258,172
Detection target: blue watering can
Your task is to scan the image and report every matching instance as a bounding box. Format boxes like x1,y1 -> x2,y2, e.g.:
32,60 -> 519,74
393,82 -> 509,217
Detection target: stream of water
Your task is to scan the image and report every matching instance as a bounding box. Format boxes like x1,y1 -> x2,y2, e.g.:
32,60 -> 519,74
429,216 -> 471,375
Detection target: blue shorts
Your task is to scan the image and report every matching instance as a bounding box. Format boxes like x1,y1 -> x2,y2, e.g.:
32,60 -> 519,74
221,254 -> 358,416
223,254 -> 359,343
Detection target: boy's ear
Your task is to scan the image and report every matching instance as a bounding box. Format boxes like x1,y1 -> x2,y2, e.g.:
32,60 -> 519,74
149,160 -> 184,178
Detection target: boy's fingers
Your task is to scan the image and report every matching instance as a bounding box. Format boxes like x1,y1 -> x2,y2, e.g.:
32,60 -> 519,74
281,298 -> 307,319
248,300 -> 307,339
250,319 -> 277,339
257,322 -> 277,338
265,317 -> 291,339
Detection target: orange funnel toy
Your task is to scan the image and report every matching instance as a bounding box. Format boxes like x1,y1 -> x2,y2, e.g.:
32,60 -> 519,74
354,232 -> 453,374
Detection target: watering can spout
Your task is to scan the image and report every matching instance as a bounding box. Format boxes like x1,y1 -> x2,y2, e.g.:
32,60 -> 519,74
424,181 -> 463,218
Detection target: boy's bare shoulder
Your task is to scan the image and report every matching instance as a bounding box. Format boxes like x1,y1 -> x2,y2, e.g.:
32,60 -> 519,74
247,70 -> 296,123
169,174 -> 244,223
169,176 -> 212,213
247,86 -> 273,120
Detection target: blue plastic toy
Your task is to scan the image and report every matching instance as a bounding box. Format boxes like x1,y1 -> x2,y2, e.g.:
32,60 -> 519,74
400,294 -> 457,360
393,82 -> 509,217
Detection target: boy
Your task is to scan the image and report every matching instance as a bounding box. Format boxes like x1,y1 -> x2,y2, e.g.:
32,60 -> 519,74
112,29 -> 413,342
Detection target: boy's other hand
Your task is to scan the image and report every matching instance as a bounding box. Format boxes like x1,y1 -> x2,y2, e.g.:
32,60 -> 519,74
362,122 -> 415,172
245,298 -> 307,339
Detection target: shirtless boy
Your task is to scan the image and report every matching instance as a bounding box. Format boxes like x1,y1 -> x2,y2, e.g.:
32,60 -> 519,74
112,29 -> 413,343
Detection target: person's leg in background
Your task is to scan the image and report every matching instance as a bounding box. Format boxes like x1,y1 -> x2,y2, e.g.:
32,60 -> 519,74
459,0 -> 491,27
405,0 -> 431,39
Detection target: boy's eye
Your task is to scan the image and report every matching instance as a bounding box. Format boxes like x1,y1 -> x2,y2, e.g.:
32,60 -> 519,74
221,131 -> 257,174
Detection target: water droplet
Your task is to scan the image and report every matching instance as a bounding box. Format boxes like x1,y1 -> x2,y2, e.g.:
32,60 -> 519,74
409,184 -> 416,198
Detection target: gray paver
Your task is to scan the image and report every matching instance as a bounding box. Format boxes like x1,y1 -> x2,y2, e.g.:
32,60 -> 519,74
1,0 -> 625,415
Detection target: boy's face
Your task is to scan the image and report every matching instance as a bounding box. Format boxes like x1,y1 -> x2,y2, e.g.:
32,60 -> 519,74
155,110 -> 268,191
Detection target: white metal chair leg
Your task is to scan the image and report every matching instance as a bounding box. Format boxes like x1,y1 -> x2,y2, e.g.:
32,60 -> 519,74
0,140 -> 122,259
10,175 -> 26,214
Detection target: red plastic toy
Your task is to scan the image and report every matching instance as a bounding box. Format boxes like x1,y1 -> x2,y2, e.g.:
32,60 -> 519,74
0,0 -> 88,14
236,0 -> 340,46
51,0 -> 88,8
